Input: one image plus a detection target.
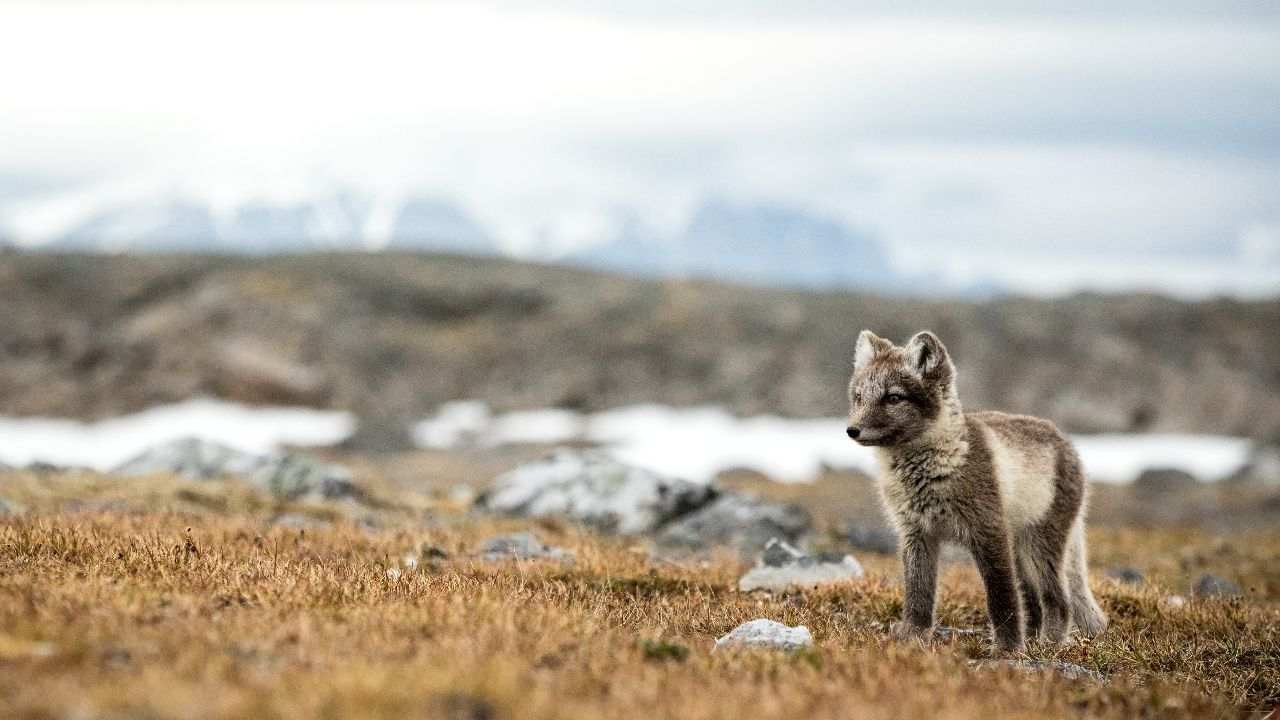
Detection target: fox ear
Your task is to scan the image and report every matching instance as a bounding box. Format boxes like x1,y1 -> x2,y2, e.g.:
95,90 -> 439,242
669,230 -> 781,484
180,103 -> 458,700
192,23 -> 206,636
854,330 -> 886,367
904,331 -> 949,379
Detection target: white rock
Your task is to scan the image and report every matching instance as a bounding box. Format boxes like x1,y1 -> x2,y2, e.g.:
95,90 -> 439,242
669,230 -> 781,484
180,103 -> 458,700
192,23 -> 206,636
112,438 -> 359,500
713,619 -> 813,653
475,532 -> 573,562
484,450 -> 714,535
737,538 -> 863,592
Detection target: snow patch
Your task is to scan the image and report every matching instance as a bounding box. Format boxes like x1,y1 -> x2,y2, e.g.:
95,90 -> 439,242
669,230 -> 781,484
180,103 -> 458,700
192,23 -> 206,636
413,401 -> 1252,484
1073,434 -> 1252,484
0,398 -> 354,471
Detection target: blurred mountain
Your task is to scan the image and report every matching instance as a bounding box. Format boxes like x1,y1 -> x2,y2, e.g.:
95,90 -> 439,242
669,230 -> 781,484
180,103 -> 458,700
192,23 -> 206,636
16,191 -> 956,292
567,200 -> 922,292
45,195 -> 497,256
387,198 -> 492,253
57,200 -> 224,252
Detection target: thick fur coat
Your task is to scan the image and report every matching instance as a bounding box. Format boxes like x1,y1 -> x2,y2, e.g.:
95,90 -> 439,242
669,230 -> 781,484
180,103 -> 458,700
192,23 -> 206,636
846,330 -> 1107,652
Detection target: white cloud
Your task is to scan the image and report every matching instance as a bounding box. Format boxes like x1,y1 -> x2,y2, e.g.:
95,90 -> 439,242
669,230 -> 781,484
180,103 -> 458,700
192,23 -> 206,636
0,2 -> 1276,294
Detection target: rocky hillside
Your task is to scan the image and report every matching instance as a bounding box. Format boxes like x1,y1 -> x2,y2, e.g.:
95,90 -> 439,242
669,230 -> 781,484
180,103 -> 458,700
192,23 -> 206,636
0,251 -> 1277,445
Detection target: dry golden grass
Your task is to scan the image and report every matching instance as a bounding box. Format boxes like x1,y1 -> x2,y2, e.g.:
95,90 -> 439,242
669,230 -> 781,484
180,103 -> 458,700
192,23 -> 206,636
0,474 -> 1278,719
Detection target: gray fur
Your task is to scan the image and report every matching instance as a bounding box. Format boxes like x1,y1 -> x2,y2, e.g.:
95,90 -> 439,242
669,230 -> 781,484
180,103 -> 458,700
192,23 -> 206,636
847,330 -> 1107,652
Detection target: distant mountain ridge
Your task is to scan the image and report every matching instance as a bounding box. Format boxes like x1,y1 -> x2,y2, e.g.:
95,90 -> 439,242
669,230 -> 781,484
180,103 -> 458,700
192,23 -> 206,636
4,193 -> 955,293
46,195 -> 495,255
565,200 -> 905,291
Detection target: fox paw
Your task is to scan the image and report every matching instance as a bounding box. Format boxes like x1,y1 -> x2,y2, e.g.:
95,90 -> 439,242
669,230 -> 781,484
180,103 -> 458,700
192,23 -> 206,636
889,622 -> 933,647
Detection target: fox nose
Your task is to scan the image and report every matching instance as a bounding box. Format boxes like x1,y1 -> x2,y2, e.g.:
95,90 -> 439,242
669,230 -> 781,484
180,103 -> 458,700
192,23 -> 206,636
846,426 -> 861,439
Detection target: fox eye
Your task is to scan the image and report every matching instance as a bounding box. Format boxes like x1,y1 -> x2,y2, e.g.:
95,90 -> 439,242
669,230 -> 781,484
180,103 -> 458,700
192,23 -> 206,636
884,394 -> 903,405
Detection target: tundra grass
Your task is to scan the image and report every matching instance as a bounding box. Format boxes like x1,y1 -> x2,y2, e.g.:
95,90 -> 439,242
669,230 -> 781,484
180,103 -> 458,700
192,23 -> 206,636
0,472 -> 1277,719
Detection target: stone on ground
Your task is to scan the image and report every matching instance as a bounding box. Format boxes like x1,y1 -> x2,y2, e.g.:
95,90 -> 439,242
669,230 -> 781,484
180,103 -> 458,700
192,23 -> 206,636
484,449 -> 715,535
837,521 -> 899,555
737,538 -> 863,592
1107,566 -> 1145,585
657,493 -> 813,556
112,438 -> 360,501
475,532 -> 573,562
713,619 -> 813,653
1194,574 -> 1241,597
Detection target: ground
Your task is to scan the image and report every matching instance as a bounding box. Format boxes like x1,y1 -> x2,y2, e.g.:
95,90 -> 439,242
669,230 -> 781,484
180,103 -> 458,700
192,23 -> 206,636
0,472 -> 1277,720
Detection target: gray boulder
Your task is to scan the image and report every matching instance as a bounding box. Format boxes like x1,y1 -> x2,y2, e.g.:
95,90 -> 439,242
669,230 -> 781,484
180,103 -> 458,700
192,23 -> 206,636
1228,443 -> 1280,486
475,532 -> 572,562
112,438 -> 360,501
1193,574 -> 1241,597
657,493 -> 813,555
1106,566 -> 1145,585
837,522 -> 899,555
483,450 -> 715,534
713,619 -> 813,653
737,538 -> 863,592
1133,467 -> 1198,494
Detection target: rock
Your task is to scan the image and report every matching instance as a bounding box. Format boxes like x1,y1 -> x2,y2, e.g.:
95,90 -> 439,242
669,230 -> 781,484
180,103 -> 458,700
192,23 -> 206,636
449,484 -> 478,506
114,438 -> 264,478
737,538 -> 863,592
420,543 -> 451,560
1228,443 -> 1280,486
484,450 -> 715,534
713,619 -> 813,653
475,532 -> 572,562
968,659 -> 1107,684
26,462 -> 65,473
1106,566 -> 1144,585
256,454 -> 361,501
1164,594 -> 1189,609
112,438 -> 361,501
657,493 -> 813,556
837,522 -> 899,555
1193,574 -> 1240,597
1133,467 -> 1199,494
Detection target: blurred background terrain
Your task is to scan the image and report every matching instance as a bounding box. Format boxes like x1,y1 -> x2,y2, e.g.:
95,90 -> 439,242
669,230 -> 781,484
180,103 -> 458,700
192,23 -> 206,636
1,251 -> 1277,442
0,0 -> 1278,535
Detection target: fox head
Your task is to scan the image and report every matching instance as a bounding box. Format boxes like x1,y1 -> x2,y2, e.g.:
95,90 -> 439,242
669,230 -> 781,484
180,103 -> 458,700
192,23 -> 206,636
846,330 -> 957,447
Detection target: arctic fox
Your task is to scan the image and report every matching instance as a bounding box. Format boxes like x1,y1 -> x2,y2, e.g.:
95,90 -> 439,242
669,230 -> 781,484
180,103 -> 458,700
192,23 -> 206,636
846,330 -> 1107,652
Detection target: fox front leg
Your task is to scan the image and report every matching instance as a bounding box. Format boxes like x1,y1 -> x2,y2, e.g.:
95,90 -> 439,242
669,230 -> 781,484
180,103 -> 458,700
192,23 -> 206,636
892,531 -> 940,645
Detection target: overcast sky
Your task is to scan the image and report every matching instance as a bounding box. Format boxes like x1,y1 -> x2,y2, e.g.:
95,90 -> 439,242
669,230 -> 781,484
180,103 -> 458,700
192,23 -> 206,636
0,2 -> 1277,295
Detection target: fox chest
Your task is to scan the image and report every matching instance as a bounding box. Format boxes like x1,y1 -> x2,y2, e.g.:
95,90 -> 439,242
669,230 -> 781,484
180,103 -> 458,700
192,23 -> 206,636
877,468 -> 960,535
